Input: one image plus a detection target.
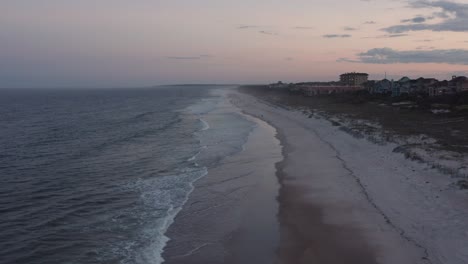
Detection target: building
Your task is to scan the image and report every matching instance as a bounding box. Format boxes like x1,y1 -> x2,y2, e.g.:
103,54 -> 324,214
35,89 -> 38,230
300,85 -> 362,96
269,81 -> 287,89
458,79 -> 468,92
449,76 -> 468,93
395,76 -> 412,96
372,79 -> 392,94
362,76 -> 466,97
362,80 -> 376,93
415,78 -> 438,95
339,72 -> 369,86
429,80 -> 450,97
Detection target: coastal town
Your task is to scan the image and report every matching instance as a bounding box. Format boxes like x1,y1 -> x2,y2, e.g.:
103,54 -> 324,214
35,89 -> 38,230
249,72 -> 468,192
271,72 -> 468,98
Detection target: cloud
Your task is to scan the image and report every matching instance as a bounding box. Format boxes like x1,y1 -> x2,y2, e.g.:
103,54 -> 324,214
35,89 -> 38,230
323,34 -> 352,38
383,0 -> 468,33
337,58 -> 358,63
238,25 -> 258,29
364,21 -> 377,24
167,56 -> 201,60
343,27 -> 358,31
294,26 -> 315,29
431,11 -> 450,19
237,25 -> 278,35
401,16 -> 426,23
166,55 -> 213,60
381,33 -> 410,38
259,30 -> 278,35
338,47 -> 468,65
363,34 -> 409,39
415,46 -> 436,50
386,33 -> 409,37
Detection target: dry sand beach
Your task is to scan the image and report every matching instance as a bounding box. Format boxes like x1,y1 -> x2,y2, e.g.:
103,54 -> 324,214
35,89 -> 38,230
163,87 -> 468,264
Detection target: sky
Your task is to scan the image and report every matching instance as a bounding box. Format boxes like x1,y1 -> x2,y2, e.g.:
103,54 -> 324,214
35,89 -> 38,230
1,0 -> 468,88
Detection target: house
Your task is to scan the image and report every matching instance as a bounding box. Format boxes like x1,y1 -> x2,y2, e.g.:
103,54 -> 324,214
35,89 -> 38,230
372,79 -> 392,94
458,79 -> 468,92
420,78 -> 438,95
392,80 -> 400,97
301,85 -> 362,96
409,79 -> 419,94
429,80 -> 450,97
288,85 -> 302,93
407,77 -> 438,95
412,77 -> 424,94
449,76 -> 468,93
363,80 -> 376,93
269,81 -> 287,89
396,77 -> 412,95
286,74 -> 466,99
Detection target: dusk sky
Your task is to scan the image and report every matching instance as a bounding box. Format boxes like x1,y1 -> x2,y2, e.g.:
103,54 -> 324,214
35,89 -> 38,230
2,0 -> 468,88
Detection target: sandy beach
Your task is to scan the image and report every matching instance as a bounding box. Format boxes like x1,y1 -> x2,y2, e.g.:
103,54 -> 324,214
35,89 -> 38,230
163,87 -> 468,264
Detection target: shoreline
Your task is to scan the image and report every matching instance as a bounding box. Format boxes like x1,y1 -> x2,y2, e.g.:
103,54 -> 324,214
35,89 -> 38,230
162,86 -> 468,264
230,91 -> 421,264
231,93 -> 378,262
233,87 -> 468,264
162,89 -> 283,264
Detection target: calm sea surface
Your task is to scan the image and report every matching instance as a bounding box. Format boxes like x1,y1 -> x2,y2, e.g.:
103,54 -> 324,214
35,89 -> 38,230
0,86 -> 253,264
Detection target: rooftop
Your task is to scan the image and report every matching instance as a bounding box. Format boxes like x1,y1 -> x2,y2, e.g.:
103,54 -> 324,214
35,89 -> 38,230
340,72 -> 369,76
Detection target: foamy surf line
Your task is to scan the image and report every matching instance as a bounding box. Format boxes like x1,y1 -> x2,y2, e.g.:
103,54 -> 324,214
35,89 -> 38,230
152,167 -> 208,264
155,100 -> 217,264
187,146 -> 207,162
159,88 -> 283,264
200,118 -> 210,131
160,88 -> 260,263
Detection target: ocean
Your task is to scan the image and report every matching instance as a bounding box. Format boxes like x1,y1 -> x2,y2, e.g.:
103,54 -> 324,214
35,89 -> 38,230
0,86 -> 255,264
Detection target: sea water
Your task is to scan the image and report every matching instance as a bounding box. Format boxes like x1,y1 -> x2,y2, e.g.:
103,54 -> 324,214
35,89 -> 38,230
0,86 -> 254,264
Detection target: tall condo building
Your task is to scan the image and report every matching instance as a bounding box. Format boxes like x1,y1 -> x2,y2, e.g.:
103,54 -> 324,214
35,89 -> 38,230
340,72 -> 369,86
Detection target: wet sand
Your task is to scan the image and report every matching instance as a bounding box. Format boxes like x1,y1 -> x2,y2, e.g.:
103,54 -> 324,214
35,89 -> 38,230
162,88 -> 435,264
162,93 -> 282,264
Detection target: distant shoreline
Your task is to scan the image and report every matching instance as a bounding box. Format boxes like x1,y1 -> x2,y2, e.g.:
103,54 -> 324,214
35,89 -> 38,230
158,84 -> 241,87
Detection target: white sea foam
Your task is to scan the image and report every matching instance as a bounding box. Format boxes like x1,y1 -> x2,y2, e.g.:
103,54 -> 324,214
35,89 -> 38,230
147,168 -> 208,264
184,98 -> 219,115
200,118 -> 210,131
154,88 -> 255,264
150,96 -> 219,264
188,146 -> 207,162
125,166 -> 209,264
